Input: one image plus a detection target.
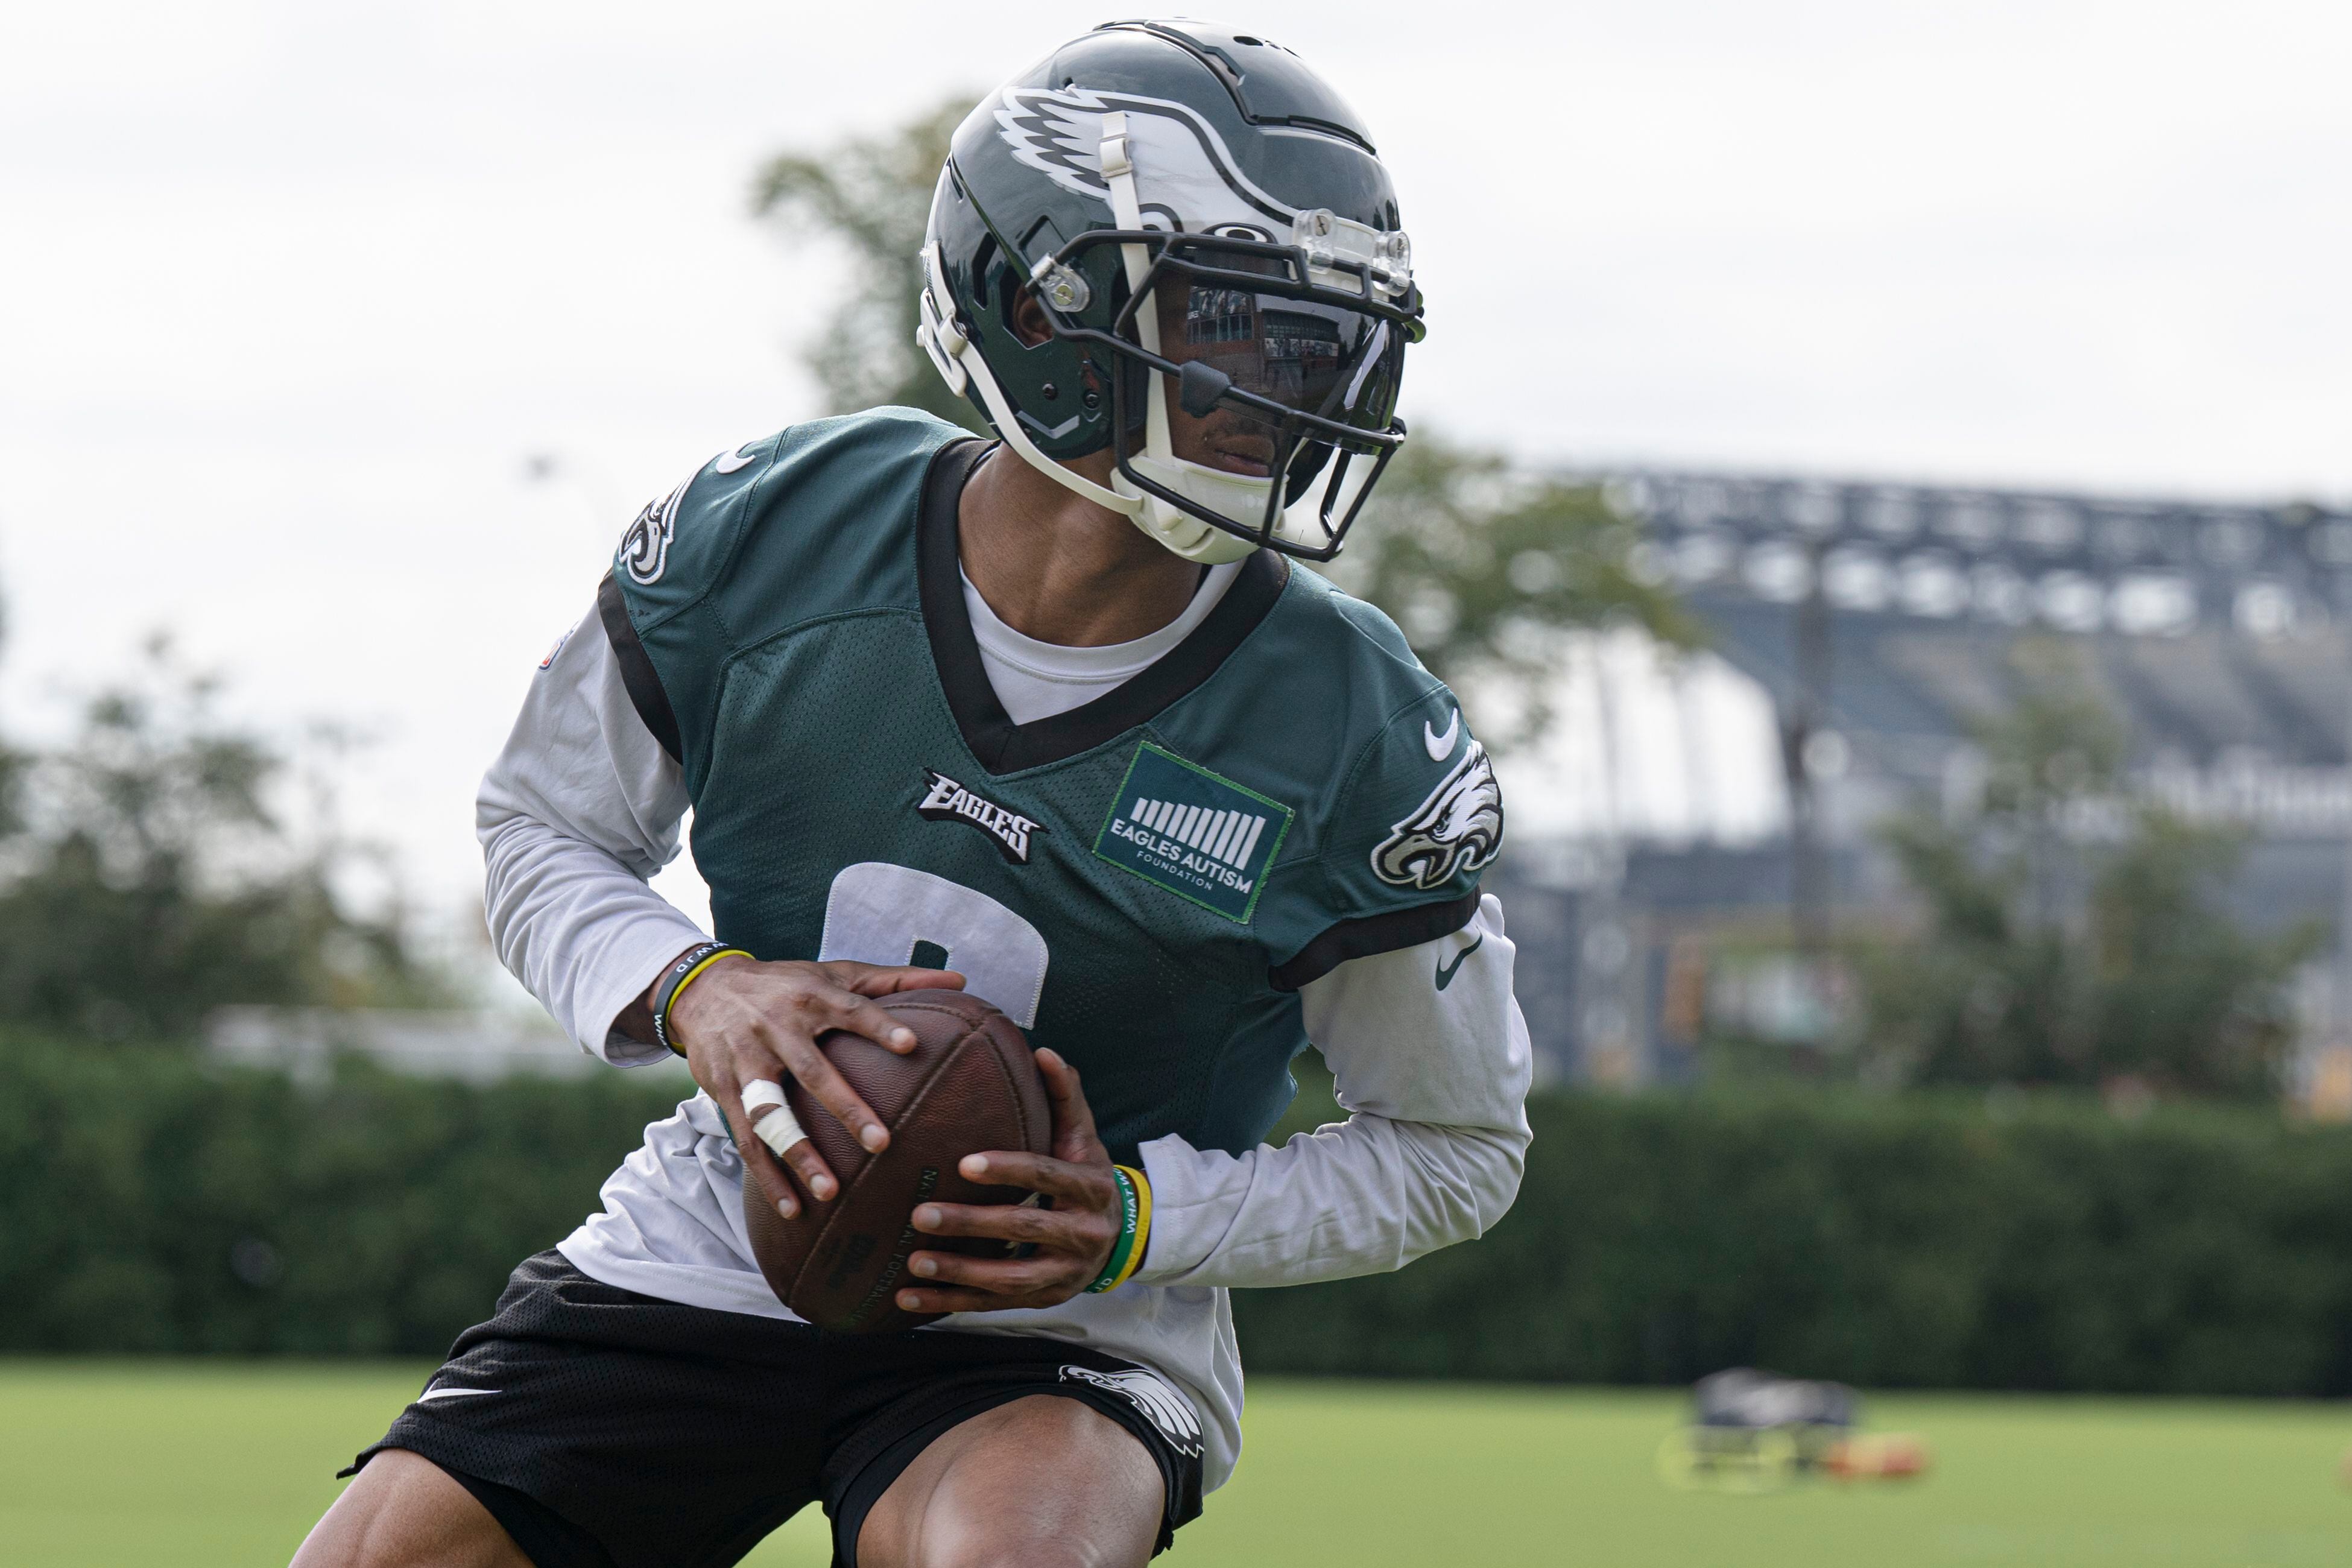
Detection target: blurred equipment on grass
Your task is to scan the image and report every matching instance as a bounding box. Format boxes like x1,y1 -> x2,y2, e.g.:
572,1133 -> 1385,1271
1824,1432 -> 1931,1481
1657,1368 -> 1930,1492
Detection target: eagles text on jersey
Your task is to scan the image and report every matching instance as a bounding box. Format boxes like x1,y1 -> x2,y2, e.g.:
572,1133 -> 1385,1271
599,408 -> 1501,1162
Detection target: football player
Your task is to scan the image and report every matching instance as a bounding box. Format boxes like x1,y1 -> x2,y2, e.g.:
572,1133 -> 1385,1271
295,20 -> 1531,1568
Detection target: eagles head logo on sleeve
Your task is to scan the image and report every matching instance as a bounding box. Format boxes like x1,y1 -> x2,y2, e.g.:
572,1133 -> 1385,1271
617,479 -> 688,587
1373,742 -> 1505,891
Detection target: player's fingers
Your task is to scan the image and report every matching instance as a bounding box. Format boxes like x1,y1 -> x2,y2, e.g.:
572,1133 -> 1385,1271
719,1088 -> 805,1219
949,1151 -> 1114,1207
739,1064 -> 838,1202
903,1250 -> 1073,1295
737,1038 -> 847,1198
826,961 -> 967,997
767,1027 -> 891,1158
911,1198 -> 1096,1250
739,1078 -> 818,1197
1033,1049 -> 1107,1162
748,1137 -> 806,1219
815,988 -> 925,1057
777,1134 -> 838,1203
893,1283 -> 1067,1315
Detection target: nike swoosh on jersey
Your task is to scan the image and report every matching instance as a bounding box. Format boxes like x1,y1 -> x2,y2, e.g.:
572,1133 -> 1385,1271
416,1386 -> 499,1403
1434,932 -> 1483,991
712,443 -> 759,474
1423,708 -> 1461,760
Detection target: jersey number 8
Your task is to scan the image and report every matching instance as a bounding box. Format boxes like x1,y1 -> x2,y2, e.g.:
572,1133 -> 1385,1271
817,862 -> 1049,1029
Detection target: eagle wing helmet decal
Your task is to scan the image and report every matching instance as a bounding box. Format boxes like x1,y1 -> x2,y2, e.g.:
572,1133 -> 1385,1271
1373,742 -> 1505,891
994,86 -> 1297,236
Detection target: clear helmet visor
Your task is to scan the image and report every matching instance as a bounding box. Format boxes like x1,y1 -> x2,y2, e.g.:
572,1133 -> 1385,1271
1042,231 -> 1417,561
1168,285 -> 1396,428
1145,261 -> 1401,537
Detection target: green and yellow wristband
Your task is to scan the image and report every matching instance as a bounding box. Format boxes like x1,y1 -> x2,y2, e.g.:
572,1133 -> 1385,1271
650,943 -> 751,1057
1086,1165 -> 1154,1294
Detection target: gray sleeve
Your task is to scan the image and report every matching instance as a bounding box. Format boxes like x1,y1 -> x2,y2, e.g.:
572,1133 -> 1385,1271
1131,893 -> 1532,1288
476,605 -> 707,1064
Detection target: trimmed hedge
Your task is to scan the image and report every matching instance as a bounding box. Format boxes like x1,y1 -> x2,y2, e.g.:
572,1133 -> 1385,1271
1,1041 -> 686,1354
9,1039 -> 2352,1392
1237,1089 -> 2352,1394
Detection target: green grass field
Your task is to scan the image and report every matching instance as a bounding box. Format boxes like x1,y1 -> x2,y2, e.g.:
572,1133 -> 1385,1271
5,1362 -> 2351,1566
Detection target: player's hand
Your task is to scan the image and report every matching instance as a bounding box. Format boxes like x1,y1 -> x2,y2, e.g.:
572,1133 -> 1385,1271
897,1048 -> 1127,1315
662,953 -> 964,1221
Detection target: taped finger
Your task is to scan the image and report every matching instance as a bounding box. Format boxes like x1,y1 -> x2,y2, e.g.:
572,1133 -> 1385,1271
741,1079 -> 809,1158
754,1102 -> 809,1159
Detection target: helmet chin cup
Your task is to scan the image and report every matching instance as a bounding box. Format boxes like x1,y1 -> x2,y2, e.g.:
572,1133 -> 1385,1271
1113,456 -> 1267,564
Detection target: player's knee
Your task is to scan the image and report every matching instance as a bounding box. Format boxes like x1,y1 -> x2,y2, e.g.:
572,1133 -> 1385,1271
930,1543 -> 1121,1568
291,1450 -> 526,1568
895,1403 -> 1158,1568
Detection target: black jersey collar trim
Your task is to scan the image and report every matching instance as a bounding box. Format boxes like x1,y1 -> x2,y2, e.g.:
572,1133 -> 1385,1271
917,438 -> 1289,776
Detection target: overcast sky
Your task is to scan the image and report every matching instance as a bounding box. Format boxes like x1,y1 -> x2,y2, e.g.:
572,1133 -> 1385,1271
3,0 -> 2346,950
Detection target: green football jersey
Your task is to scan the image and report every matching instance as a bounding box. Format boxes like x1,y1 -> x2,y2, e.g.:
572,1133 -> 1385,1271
601,408 -> 1503,1163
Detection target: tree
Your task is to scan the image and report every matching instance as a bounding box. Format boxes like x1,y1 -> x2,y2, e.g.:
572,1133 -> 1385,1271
0,639 -> 447,1043
1322,434 -> 1693,748
1854,644 -> 2315,1098
749,100 -> 1692,750
750,95 -> 985,430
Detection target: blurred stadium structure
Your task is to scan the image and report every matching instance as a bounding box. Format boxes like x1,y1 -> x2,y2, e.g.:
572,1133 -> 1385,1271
1493,472 -> 2352,1104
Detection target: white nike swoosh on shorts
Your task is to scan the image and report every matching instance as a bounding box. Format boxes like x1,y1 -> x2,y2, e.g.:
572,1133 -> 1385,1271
416,1386 -> 500,1403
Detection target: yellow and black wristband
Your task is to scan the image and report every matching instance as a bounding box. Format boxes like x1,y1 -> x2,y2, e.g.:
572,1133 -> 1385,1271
650,943 -> 750,1057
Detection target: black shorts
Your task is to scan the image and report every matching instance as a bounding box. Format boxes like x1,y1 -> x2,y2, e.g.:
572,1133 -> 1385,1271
346,1251 -> 1204,1568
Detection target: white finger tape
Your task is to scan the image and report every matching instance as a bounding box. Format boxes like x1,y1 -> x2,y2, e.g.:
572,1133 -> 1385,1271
741,1080 -> 788,1114
751,1101 -> 809,1159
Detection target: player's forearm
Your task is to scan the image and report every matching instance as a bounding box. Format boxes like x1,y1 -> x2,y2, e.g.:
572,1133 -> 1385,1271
1131,1113 -> 1526,1289
476,601 -> 708,1061
480,808 -> 706,1063
1131,895 -> 1534,1289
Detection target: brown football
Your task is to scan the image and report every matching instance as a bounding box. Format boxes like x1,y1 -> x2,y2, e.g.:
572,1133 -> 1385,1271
739,988 -> 1051,1333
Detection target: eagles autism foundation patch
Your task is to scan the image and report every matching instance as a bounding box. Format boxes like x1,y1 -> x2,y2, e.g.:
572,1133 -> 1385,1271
1093,742 -> 1292,923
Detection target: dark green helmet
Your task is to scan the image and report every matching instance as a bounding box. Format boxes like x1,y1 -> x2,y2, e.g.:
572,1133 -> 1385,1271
918,21 -> 1424,563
